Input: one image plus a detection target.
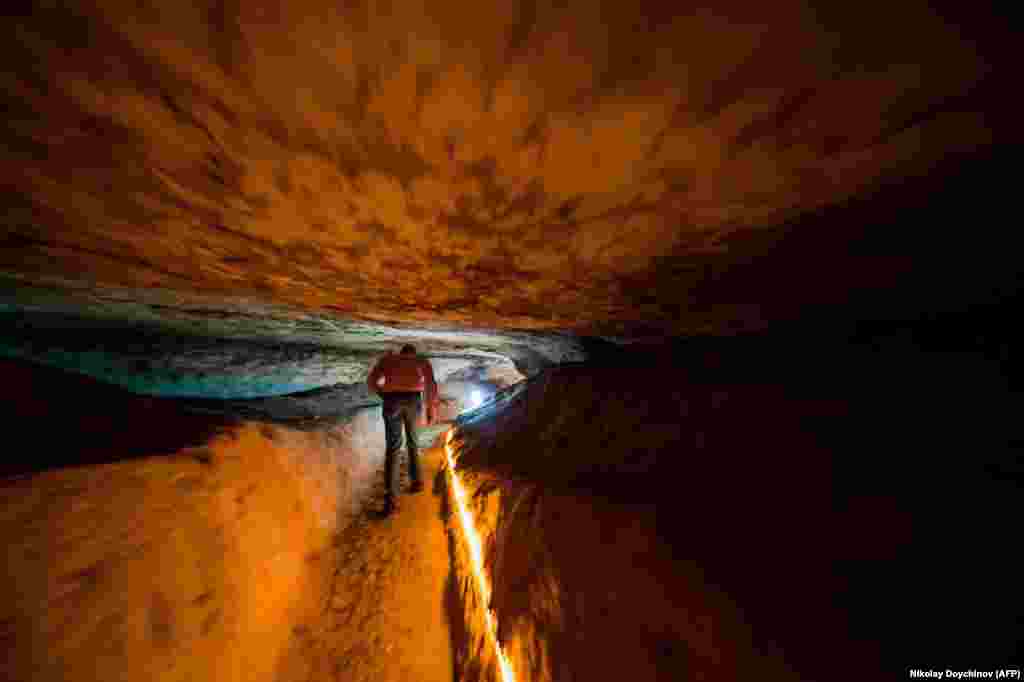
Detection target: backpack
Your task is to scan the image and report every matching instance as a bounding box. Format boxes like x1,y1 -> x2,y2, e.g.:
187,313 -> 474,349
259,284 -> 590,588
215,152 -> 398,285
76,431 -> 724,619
374,354 -> 426,393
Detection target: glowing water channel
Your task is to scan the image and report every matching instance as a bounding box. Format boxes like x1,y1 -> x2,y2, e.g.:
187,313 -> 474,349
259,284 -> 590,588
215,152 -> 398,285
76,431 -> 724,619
444,428 -> 516,682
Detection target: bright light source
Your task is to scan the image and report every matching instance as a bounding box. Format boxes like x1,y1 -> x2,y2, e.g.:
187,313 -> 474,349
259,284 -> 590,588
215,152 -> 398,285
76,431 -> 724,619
470,389 -> 483,409
445,433 -> 516,682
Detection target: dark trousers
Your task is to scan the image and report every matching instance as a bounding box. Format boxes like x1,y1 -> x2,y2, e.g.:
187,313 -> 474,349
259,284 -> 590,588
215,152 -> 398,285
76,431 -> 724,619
381,392 -> 421,497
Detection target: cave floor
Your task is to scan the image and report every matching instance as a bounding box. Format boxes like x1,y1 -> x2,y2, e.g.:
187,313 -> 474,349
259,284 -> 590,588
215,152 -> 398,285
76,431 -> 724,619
293,441 -> 455,682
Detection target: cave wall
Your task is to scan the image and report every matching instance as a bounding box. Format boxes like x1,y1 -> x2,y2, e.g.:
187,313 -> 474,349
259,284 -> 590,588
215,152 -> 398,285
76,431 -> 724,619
447,472 -> 799,682
446,369 -> 805,682
444,344 -> 1019,681
0,284 -> 571,408
0,393 -> 387,682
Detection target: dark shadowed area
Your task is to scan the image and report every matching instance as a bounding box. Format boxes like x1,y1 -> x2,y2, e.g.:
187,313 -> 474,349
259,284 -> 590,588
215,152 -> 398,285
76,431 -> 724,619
0,358 -> 237,477
449,320 -> 1019,681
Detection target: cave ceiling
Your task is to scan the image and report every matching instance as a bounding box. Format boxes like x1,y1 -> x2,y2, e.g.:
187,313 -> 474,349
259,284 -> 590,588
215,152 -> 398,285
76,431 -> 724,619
0,0 -> 1005,340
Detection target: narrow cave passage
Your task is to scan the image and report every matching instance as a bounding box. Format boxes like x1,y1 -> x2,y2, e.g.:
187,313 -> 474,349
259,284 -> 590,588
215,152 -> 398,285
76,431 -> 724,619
0,0 -> 1018,679
1,317 -> 1018,682
291,433 -> 454,682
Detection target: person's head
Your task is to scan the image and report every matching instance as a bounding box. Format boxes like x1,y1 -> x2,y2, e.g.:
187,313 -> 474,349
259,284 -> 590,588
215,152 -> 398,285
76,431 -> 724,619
400,344 -> 417,356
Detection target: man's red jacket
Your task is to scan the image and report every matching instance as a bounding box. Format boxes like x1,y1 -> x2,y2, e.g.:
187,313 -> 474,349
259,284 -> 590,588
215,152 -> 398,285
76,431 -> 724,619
367,353 -> 439,421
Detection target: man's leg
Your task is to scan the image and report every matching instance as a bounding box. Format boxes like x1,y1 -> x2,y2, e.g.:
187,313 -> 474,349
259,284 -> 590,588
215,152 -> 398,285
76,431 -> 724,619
383,402 -> 404,508
400,399 -> 422,492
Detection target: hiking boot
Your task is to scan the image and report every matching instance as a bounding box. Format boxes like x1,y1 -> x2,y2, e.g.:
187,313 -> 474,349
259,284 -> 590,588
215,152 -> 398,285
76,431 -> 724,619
408,480 -> 424,494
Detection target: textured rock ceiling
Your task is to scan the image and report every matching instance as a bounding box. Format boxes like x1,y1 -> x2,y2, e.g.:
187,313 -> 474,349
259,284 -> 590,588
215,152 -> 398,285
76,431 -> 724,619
0,0 -> 1005,337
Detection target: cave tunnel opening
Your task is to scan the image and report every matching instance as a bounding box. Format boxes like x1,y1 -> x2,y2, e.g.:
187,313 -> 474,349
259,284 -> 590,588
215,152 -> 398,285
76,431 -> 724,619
0,1 -> 1019,681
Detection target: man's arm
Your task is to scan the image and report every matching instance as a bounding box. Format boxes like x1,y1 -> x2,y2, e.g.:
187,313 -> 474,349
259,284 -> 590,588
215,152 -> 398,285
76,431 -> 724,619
367,360 -> 383,394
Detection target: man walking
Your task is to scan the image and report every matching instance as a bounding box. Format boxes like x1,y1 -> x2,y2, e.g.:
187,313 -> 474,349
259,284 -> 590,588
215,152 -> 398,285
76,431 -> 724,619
366,344 -> 439,515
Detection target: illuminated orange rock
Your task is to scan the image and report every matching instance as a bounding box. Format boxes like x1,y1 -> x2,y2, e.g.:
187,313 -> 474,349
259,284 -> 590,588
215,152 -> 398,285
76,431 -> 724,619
0,0 -> 1005,335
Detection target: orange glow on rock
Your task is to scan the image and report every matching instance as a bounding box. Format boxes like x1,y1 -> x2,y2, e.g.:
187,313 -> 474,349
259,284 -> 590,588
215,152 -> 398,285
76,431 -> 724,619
445,428 -> 516,682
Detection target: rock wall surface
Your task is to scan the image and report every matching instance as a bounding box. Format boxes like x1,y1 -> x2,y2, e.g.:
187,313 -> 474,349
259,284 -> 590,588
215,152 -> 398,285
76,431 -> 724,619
0,369 -> 388,682
443,338 -> 1019,681
0,279 -> 572,402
